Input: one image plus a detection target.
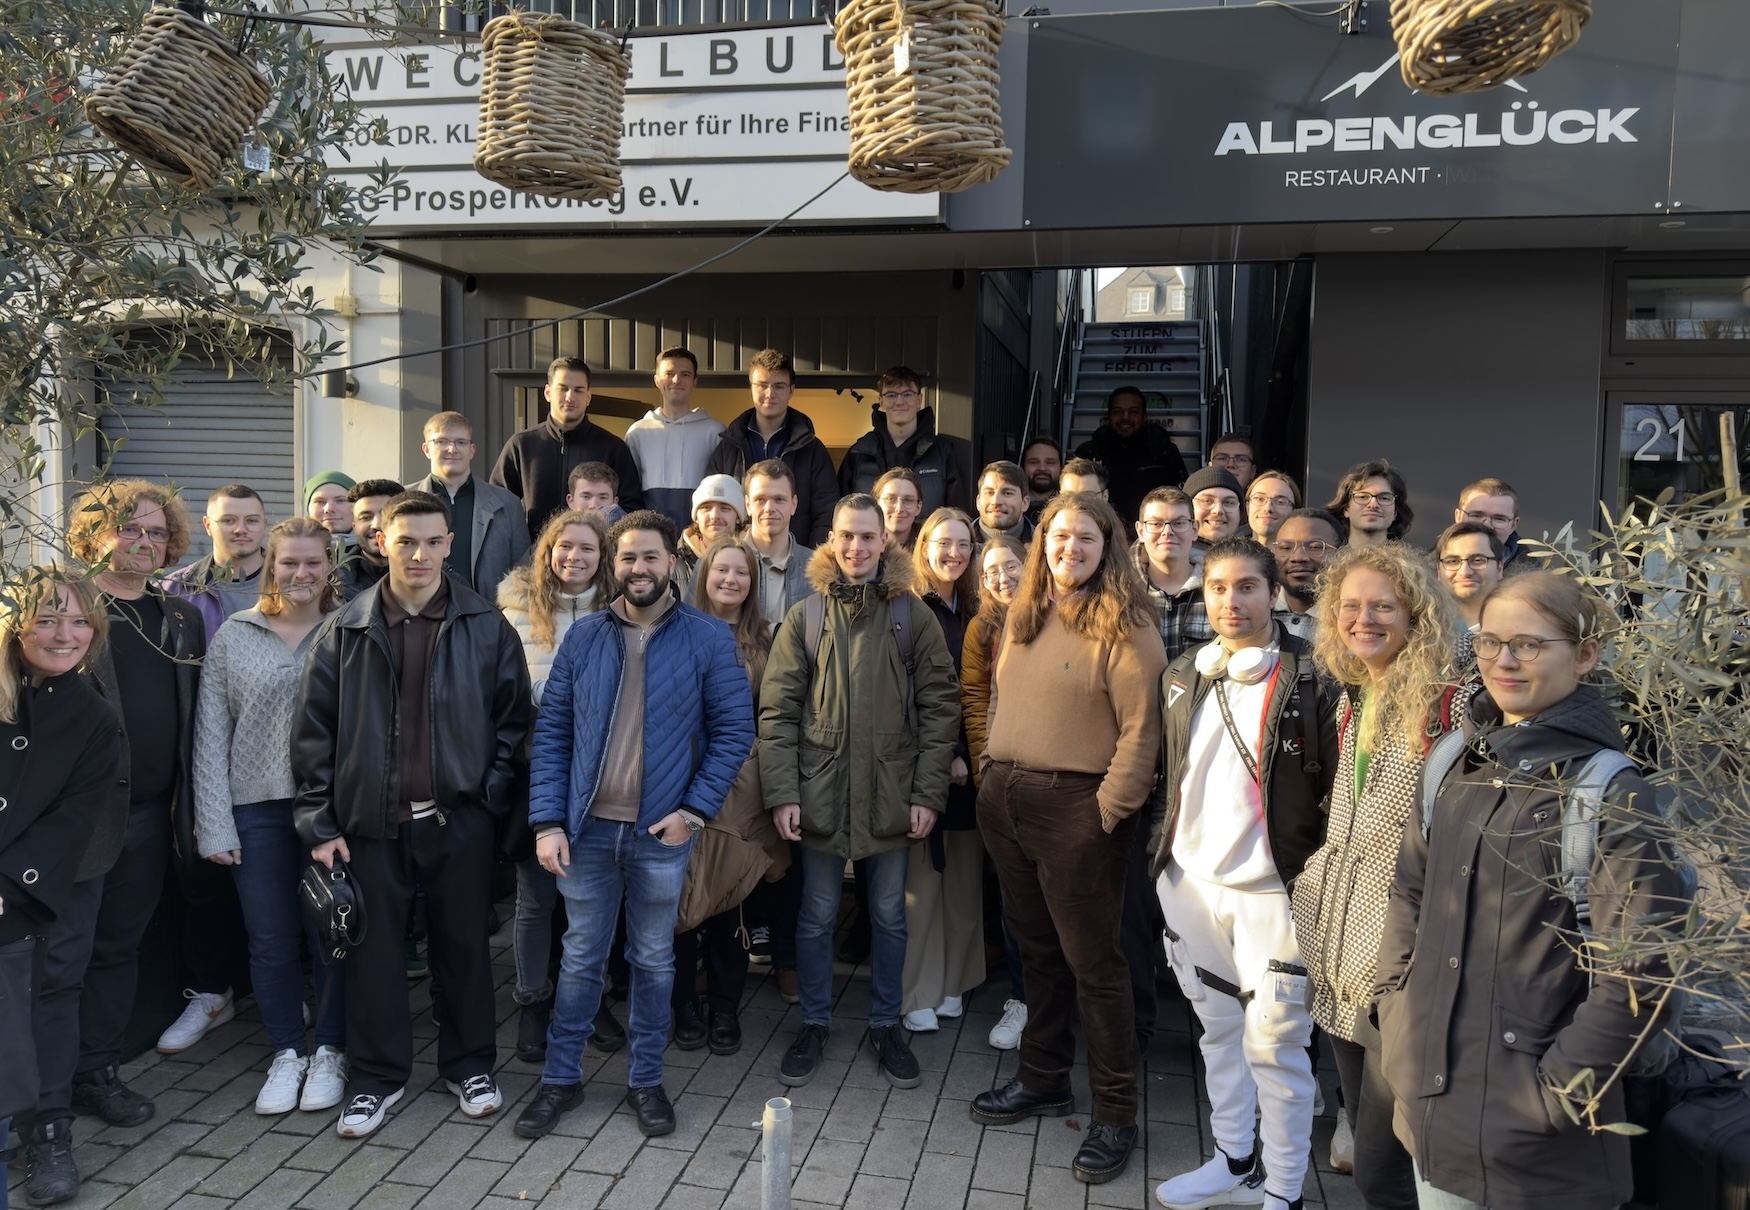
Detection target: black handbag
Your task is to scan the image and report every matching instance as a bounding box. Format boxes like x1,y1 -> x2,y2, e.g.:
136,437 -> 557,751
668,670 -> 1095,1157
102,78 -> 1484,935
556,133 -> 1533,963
299,857 -> 366,964
0,936 -> 40,1119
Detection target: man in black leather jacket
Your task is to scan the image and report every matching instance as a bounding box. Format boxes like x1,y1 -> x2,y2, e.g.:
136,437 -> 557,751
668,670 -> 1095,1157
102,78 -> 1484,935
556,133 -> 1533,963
293,491 -> 532,1139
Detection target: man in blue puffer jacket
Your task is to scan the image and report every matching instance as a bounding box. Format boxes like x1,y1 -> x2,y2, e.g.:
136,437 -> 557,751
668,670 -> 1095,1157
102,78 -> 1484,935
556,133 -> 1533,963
515,510 -> 754,1142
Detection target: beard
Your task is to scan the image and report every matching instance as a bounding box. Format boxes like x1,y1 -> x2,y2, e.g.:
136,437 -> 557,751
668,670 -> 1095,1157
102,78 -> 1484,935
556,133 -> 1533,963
1282,579 -> 1317,604
1028,473 -> 1056,495
619,572 -> 670,607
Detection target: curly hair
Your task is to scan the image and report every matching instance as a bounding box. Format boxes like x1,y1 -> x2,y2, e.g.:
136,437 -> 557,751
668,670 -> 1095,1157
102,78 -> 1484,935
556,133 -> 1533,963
912,508 -> 981,610
515,509 -> 616,651
1326,459 -> 1414,542
257,518 -> 339,618
67,479 -> 192,568
1008,493 -> 1154,647
691,538 -> 772,687
0,566 -> 107,724
1312,541 -> 1460,758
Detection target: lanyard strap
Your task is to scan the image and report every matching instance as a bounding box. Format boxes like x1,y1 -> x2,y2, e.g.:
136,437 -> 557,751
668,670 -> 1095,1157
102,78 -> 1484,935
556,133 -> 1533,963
1213,663 -> 1281,786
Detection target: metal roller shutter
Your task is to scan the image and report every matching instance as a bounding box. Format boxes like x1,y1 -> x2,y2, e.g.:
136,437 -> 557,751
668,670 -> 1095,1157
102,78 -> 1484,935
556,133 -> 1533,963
98,355 -> 296,560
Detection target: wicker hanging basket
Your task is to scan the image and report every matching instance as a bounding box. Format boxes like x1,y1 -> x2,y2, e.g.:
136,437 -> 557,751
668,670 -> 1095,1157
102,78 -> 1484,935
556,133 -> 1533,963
474,11 -> 630,202
1391,0 -> 1590,96
835,0 -> 1011,195
83,6 -> 273,191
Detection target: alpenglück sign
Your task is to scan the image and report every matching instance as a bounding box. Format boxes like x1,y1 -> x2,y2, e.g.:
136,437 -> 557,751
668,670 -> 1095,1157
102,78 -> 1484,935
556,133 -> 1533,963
1021,3 -> 1683,228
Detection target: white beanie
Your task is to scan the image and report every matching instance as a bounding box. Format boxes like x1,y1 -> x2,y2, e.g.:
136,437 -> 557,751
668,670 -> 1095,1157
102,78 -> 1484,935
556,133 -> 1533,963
692,474 -> 747,522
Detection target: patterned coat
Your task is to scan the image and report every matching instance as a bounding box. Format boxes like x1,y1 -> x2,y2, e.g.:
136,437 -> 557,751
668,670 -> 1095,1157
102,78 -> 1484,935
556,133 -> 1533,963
1291,684 -> 1473,1041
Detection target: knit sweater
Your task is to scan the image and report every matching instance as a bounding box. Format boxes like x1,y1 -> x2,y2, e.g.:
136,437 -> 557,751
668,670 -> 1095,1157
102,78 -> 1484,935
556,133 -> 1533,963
191,609 -> 327,857
496,573 -> 601,705
985,606 -> 1167,830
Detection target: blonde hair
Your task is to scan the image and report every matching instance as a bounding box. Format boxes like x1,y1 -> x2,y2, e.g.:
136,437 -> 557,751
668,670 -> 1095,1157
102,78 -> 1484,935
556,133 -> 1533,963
0,567 -> 108,724
514,509 -> 615,650
423,410 -> 473,440
67,479 -> 192,567
1007,493 -> 1154,647
691,537 -> 772,686
1480,570 -> 1610,645
257,517 -> 339,617
912,508 -> 980,610
1313,542 -> 1460,757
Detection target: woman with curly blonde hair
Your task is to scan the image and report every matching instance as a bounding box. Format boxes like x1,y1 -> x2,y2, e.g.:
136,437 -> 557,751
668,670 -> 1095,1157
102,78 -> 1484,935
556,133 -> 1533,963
1289,541 -> 1463,1210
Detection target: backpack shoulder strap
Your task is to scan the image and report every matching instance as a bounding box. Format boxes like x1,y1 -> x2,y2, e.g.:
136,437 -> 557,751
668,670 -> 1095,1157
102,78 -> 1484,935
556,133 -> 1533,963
802,592 -> 825,674
1420,724 -> 1471,840
892,592 -> 916,670
1562,749 -> 1637,918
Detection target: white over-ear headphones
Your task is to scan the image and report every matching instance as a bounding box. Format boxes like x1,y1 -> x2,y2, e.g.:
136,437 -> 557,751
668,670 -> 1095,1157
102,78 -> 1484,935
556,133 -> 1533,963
1195,642 -> 1278,684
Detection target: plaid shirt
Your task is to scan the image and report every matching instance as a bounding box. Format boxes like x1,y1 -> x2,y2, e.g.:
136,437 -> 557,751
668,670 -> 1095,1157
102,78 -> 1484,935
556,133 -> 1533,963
1131,541 -> 1211,663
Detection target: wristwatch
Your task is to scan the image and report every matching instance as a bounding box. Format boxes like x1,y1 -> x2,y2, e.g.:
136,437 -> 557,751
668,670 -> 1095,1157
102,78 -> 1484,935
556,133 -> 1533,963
681,812 -> 704,834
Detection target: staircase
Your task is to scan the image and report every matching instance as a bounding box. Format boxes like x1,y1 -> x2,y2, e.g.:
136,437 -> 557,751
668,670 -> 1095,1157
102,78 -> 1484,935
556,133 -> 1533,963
1060,320 -> 1209,467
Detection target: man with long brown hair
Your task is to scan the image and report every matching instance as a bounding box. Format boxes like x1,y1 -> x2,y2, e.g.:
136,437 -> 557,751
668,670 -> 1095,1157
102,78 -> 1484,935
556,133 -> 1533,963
973,492 -> 1166,1186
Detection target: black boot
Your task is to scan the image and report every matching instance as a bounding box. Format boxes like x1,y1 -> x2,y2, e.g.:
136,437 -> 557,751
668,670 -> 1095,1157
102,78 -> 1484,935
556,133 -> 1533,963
708,1008 -> 742,1056
24,1119 -> 80,1206
516,997 -> 552,1064
1072,1121 -> 1138,1185
672,999 -> 708,1051
590,1001 -> 626,1053
70,1065 -> 153,1128
970,1079 -> 1074,1125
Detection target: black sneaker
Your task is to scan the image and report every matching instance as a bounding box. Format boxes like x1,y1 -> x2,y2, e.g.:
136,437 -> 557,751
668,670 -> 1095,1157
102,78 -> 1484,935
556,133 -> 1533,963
590,1002 -> 626,1054
672,999 -> 708,1050
513,1083 -> 581,1140
867,1025 -> 922,1089
24,1119 -> 79,1206
70,1065 -> 153,1128
747,926 -> 772,965
626,1085 -> 675,1137
779,1023 -> 829,1087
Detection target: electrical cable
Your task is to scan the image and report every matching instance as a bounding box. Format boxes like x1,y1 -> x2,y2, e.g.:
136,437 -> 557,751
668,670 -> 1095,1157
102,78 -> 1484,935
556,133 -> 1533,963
331,169 -> 853,374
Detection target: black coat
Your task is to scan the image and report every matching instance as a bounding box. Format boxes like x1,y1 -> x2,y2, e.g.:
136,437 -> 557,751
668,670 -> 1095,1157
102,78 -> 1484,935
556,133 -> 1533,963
1374,684 -> 1689,1210
1148,625 -> 1341,886
0,672 -> 122,943
292,578 -> 533,845
490,417 -> 646,542
704,406 -> 840,546
1075,422 -> 1190,525
87,589 -> 204,878
921,590 -> 977,832
838,408 -> 972,517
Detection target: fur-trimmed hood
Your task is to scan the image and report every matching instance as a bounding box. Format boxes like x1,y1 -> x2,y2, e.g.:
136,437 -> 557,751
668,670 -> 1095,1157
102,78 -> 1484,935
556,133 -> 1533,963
497,565 -> 537,611
805,543 -> 916,602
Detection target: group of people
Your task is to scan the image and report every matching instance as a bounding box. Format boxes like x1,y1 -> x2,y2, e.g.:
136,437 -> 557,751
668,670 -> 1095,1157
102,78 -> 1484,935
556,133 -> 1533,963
0,360 -> 1687,1210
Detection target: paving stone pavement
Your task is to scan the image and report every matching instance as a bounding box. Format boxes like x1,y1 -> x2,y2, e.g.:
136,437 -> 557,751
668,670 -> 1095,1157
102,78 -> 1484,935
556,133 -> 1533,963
6,914 -> 1361,1210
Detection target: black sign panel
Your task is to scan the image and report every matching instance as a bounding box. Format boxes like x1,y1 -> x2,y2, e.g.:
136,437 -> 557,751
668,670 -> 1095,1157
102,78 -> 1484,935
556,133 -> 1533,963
1022,4 -> 1681,228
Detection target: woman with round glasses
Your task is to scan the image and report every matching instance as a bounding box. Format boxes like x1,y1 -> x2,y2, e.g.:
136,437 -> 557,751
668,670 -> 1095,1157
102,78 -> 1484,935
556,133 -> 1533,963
872,468 -> 925,552
1374,571 -> 1687,1210
1290,542 -> 1464,1210
962,534 -> 1028,1049
901,508 -> 983,1033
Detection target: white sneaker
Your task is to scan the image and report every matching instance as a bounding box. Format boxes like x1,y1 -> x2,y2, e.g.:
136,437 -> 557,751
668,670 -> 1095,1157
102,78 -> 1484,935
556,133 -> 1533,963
902,1008 -> 939,1032
337,1087 -> 403,1138
255,1050 -> 307,1115
446,1074 -> 503,1117
1154,1150 -> 1266,1209
936,996 -> 964,1019
1330,1111 -> 1355,1173
989,999 -> 1027,1050
301,1046 -> 347,1111
156,988 -> 235,1054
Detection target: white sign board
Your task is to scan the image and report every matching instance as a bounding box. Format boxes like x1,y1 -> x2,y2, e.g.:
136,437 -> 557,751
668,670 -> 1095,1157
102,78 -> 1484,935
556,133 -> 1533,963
324,27 -> 940,232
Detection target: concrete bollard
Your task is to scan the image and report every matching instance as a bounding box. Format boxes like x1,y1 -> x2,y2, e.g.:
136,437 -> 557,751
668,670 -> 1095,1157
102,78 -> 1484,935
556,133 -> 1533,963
761,1096 -> 793,1210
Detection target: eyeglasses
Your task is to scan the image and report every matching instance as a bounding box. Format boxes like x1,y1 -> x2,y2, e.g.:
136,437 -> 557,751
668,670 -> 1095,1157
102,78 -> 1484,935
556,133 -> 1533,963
1249,494 -> 1295,510
927,539 -> 973,555
880,389 -> 921,403
1140,518 -> 1194,534
1439,555 -> 1500,571
116,523 -> 171,545
982,564 -> 1022,582
430,438 -> 473,451
1463,510 -> 1516,528
1474,634 -> 1574,662
1351,491 -> 1396,506
1211,452 -> 1254,467
1273,539 -> 1333,556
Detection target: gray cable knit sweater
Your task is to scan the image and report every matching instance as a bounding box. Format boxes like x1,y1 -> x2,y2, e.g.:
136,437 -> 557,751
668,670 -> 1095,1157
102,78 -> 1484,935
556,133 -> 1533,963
192,608 -> 325,857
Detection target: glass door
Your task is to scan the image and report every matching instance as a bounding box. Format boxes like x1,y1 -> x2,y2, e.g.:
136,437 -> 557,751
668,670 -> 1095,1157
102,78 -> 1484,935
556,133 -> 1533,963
1609,392 -> 1750,510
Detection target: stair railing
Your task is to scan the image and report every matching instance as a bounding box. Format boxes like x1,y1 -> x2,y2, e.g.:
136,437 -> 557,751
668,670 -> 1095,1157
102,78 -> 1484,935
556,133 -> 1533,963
1053,268 -> 1088,454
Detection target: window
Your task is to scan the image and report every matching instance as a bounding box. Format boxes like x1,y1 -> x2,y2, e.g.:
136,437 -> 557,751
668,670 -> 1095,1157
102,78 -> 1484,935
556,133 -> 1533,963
1625,276 -> 1750,342
1167,285 -> 1186,317
1127,287 -> 1154,315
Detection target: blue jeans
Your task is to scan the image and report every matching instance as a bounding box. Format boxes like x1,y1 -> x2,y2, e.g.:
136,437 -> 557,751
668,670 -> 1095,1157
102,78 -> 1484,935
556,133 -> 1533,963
796,845 -> 908,1029
546,818 -> 693,1090
514,857 -> 558,1004
232,801 -> 345,1054
1414,1165 -> 1489,1210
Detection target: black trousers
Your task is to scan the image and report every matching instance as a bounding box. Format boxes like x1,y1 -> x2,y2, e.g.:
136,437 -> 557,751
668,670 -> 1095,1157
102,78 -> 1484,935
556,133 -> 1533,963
672,907 -> 748,1017
747,841 -> 804,972
1119,813 -> 1163,1045
344,807 -> 497,1097
76,799 -> 172,1082
176,852 -> 250,996
1331,1030 -> 1419,1210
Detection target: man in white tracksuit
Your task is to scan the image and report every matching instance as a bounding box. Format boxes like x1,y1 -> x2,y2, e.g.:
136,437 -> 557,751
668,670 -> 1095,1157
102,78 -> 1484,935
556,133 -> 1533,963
1147,537 -> 1341,1210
